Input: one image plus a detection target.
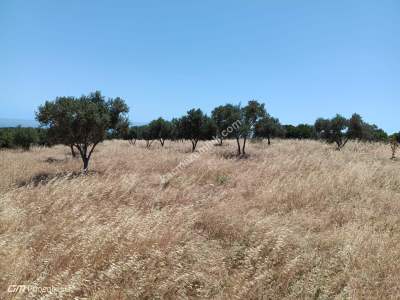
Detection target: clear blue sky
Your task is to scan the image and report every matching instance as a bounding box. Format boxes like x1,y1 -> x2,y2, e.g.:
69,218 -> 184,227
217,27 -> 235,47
1,0 -> 399,132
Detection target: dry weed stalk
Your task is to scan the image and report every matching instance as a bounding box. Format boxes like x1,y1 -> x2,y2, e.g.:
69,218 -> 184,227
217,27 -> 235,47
390,136 -> 398,159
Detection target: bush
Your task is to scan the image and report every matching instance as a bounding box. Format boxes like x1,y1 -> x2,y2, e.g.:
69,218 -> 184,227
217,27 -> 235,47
0,127 -> 42,150
13,127 -> 39,150
36,128 -> 52,147
0,128 -> 15,148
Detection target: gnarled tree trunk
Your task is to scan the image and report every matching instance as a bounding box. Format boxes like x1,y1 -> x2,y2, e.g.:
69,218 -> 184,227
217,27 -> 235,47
70,144 -> 77,157
191,139 -> 198,152
236,138 -> 241,156
242,137 -> 247,155
75,142 -> 99,173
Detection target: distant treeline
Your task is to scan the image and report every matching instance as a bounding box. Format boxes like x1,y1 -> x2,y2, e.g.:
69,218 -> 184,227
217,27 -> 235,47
123,113 -> 390,149
0,113 -> 392,151
0,127 -> 50,150
1,91 -> 398,171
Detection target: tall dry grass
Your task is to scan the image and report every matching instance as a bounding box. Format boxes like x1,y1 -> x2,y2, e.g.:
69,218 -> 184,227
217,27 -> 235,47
1,139 -> 400,299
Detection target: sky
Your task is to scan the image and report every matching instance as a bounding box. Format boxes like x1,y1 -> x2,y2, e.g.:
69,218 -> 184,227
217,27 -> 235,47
0,0 -> 399,132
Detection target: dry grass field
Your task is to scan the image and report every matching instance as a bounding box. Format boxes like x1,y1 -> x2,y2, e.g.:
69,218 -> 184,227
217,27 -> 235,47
1,139 -> 400,299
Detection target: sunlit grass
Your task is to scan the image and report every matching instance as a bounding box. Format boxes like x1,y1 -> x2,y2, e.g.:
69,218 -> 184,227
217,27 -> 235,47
1,139 -> 399,299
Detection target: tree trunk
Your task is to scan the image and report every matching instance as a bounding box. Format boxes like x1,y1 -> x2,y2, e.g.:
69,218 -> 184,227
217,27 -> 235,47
342,137 -> 349,149
83,157 -> 89,172
267,135 -> 271,145
336,137 -> 349,150
242,137 -> 247,155
335,139 -> 342,150
191,140 -> 198,152
236,138 -> 241,156
77,147 -> 90,173
160,139 -> 165,147
70,144 -> 76,157
75,142 -> 98,173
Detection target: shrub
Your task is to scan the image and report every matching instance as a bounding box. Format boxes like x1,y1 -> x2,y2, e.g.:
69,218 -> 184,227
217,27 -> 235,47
0,128 -> 15,149
13,127 -> 39,150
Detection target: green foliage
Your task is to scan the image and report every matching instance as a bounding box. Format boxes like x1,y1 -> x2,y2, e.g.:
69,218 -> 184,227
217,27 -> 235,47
241,100 -> 267,138
179,109 -> 215,152
1,95 -> 391,163
216,174 -> 229,185
107,98 -> 130,140
315,114 -> 351,150
36,128 -> 52,147
210,100 -> 281,155
133,125 -> 154,148
148,118 -> 172,146
347,113 -> 364,139
284,124 -> 316,139
13,126 -> 39,150
315,113 -> 389,149
170,118 -> 184,141
125,126 -> 139,144
0,127 -> 42,150
254,116 -> 285,145
362,124 -> 388,142
212,104 -> 239,145
36,91 -> 129,171
213,104 -> 242,139
107,119 -> 130,140
0,128 -> 15,148
211,105 -> 226,144
392,132 -> 400,143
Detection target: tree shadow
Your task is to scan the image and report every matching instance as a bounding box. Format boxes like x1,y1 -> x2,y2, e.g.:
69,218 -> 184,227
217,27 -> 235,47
17,170 -> 100,188
218,151 -> 250,160
43,157 -> 67,164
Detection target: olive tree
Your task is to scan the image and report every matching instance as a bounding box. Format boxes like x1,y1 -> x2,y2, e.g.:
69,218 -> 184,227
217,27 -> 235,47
148,117 -> 172,147
210,102 -> 259,156
0,129 -> 14,149
315,114 -> 351,150
180,109 -> 214,152
254,115 -> 285,145
211,105 -> 233,145
238,100 -> 267,154
283,124 -> 316,139
136,125 -> 155,148
315,113 -> 387,150
13,126 -> 39,150
126,126 -> 139,145
36,91 -> 129,171
171,118 -> 184,141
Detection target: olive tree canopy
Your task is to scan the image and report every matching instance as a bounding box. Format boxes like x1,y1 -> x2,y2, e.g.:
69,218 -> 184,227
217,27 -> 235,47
36,91 -> 129,171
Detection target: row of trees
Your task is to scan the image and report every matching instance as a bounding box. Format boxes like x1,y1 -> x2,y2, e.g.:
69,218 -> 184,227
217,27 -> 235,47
0,91 -> 396,171
314,114 -> 389,150
0,127 -> 50,150
125,101 -> 287,155
125,106 -> 389,153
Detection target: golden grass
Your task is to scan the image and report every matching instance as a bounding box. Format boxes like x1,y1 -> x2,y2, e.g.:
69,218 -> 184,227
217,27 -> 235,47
1,139 -> 400,299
